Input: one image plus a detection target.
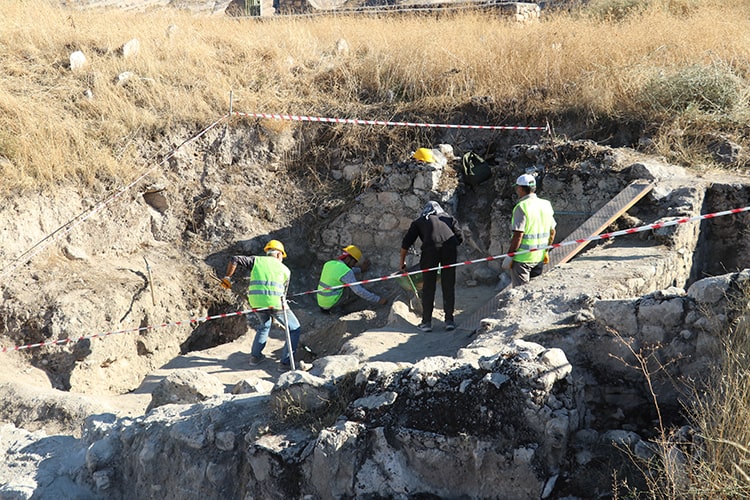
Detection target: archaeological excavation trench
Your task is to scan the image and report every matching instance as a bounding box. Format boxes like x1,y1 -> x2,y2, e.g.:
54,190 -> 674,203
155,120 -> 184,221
2,134 -> 750,499
30,140 -> 750,410
178,145 -> 750,442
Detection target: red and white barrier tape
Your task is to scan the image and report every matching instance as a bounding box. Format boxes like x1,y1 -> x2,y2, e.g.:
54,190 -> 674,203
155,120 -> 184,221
0,114 -> 230,282
292,204 -> 750,297
3,204 -> 748,354
233,111 -> 549,131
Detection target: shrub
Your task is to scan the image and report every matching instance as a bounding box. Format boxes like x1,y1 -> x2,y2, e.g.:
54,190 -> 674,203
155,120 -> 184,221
682,280 -> 750,498
586,0 -> 650,21
639,64 -> 744,115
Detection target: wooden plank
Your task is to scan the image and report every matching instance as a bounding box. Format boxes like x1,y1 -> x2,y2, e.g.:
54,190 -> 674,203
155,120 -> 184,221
547,181 -> 654,268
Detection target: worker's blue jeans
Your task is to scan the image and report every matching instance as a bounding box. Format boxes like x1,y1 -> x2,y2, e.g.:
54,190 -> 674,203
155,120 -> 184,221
250,308 -> 301,365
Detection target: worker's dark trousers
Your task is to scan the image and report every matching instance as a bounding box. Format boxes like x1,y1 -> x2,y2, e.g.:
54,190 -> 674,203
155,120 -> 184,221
419,243 -> 457,325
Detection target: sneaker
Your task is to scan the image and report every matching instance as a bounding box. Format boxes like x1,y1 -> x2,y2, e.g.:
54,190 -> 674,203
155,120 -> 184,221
417,323 -> 432,332
277,363 -> 290,373
249,354 -> 265,366
445,321 -> 456,331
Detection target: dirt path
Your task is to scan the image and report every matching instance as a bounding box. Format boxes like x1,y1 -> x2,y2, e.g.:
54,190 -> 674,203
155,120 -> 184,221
0,283 -> 499,421
108,283 -> 498,415
337,284 -> 493,362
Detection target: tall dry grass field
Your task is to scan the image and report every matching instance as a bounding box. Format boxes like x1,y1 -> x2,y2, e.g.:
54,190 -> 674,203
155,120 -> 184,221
0,0 -> 749,193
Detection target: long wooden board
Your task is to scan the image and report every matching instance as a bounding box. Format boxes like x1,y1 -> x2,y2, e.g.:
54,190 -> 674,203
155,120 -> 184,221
547,181 -> 654,268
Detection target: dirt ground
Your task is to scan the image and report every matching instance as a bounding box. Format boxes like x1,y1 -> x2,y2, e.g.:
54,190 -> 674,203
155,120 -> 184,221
77,282 -> 499,417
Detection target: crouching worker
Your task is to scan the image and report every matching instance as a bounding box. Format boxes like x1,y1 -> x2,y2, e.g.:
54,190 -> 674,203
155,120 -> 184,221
317,245 -> 387,314
221,239 -> 302,369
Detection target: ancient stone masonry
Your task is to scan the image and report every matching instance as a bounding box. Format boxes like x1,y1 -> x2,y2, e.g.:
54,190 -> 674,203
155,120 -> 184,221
318,147 -> 457,272
73,340 -> 576,499
592,270 -> 750,411
273,0 -> 540,19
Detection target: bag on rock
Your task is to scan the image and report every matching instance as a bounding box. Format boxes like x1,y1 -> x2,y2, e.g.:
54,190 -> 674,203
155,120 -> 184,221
461,152 -> 492,186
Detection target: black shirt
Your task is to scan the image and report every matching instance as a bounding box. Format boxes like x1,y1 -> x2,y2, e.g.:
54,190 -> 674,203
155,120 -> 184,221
401,213 -> 463,250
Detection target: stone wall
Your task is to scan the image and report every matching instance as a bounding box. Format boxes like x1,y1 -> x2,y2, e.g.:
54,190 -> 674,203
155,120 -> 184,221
75,339 -> 576,499
317,146 -> 458,273
274,0 -> 540,19
592,270 -> 750,410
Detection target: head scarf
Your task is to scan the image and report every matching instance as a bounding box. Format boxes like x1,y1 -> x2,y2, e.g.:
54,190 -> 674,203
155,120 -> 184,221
421,201 -> 445,219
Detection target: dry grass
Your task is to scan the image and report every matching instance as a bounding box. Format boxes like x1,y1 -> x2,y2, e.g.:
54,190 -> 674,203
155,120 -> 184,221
1,0 -> 749,193
615,281 -> 750,499
681,282 -> 750,498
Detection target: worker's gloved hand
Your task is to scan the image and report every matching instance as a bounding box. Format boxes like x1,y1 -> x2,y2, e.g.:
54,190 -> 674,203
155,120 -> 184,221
543,252 -> 550,265
359,259 -> 371,273
502,256 -> 513,271
399,263 -> 406,272
378,297 -> 388,306
220,277 -> 232,289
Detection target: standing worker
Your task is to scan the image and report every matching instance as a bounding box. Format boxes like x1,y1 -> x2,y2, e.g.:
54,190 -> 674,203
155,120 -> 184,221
220,239 -> 302,369
505,174 -> 556,288
317,245 -> 387,314
399,201 -> 463,332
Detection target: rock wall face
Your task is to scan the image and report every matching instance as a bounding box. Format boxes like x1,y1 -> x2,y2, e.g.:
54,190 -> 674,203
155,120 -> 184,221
0,122 -> 306,396
592,270 -> 750,410
78,340 -> 576,499
318,149 -> 457,273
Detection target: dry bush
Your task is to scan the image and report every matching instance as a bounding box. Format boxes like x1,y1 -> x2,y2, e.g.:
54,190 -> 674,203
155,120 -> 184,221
680,281 -> 750,498
1,0 -> 750,194
639,63 -> 744,116
614,281 -> 750,499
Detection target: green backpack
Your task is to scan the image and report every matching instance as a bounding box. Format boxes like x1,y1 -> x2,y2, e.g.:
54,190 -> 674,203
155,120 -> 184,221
461,151 -> 492,187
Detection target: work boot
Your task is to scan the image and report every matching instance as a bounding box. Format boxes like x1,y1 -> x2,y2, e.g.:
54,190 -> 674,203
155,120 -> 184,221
445,321 -> 456,331
417,323 -> 432,332
249,354 -> 265,366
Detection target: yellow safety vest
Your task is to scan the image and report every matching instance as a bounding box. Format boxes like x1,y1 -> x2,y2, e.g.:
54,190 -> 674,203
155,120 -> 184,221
317,260 -> 350,309
512,196 -> 554,264
247,256 -> 290,309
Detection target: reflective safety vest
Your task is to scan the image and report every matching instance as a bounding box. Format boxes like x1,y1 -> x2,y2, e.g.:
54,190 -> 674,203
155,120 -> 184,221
512,196 -> 554,264
317,260 -> 350,309
247,256 -> 290,309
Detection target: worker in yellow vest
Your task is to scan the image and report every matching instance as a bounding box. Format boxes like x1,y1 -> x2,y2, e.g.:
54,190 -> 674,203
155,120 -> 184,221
221,239 -> 302,369
506,174 -> 556,288
317,245 -> 387,314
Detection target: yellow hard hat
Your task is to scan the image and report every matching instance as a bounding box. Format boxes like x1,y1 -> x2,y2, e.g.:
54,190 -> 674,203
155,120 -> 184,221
342,245 -> 362,262
413,148 -> 435,163
264,239 -> 287,258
